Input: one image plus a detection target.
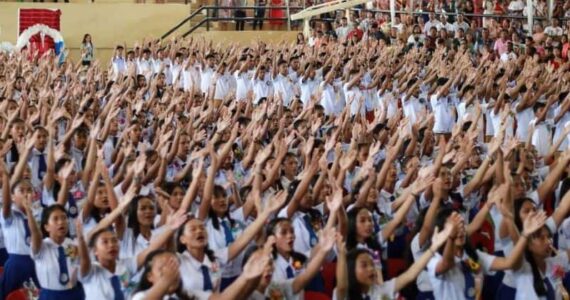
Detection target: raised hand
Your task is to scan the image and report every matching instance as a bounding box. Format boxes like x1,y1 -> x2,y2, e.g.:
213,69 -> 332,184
430,222 -> 454,251
58,161 -> 75,179
166,210 -> 189,231
318,227 -> 337,252
264,190 -> 288,214
522,211 -> 547,237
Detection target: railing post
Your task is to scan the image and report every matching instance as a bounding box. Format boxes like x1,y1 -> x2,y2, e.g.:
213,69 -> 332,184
390,0 -> 395,26
207,7 -> 210,31
527,0 -> 533,35
287,0 -> 292,31
548,0 -> 553,21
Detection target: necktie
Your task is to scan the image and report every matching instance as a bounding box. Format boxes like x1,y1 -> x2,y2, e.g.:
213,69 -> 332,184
21,213 -> 31,246
544,277 -> 556,300
110,275 -> 125,300
38,153 -> 47,180
221,219 -> 235,245
112,136 -> 118,147
201,265 -> 213,291
286,265 -> 295,279
302,215 -> 318,247
67,193 -> 79,218
10,144 -> 19,164
57,246 -> 69,285
460,261 -> 476,300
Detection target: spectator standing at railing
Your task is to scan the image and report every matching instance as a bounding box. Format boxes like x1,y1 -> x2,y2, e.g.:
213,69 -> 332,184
80,34 -> 94,67
424,12 -> 442,34
545,19 -> 564,38
335,17 -> 352,41
235,0 -> 246,31
253,0 -> 266,30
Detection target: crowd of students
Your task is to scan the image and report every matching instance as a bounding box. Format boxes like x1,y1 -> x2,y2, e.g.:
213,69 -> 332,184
2,9 -> 570,299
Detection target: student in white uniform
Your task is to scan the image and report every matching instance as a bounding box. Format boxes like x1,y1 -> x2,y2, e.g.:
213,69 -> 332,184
41,158 -> 85,238
120,195 -> 159,259
334,221 -> 452,300
246,227 -> 337,300
28,204 -> 84,299
0,179 -> 41,299
427,208 -> 546,300
176,190 -> 285,293
251,66 -> 273,105
131,248 -> 268,300
77,203 -> 187,300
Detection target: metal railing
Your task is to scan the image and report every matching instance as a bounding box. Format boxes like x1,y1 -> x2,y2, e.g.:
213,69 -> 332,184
162,5 -> 303,39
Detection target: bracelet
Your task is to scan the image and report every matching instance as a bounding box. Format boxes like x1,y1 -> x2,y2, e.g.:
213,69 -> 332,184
521,233 -> 528,239
428,248 -> 436,255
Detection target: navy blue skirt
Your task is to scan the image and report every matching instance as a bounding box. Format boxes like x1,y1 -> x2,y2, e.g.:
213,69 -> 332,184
39,284 -> 85,300
496,283 -> 516,300
416,290 -> 435,300
0,254 -> 39,299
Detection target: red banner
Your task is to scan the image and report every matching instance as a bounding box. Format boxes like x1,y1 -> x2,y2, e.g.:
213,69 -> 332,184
18,9 -> 61,56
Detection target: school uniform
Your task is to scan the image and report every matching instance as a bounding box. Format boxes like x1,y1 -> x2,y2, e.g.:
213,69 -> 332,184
553,107 -> 570,150
213,73 -> 234,101
299,77 -> 319,107
235,70 -> 252,102
531,118 -> 552,158
411,234 -> 434,299
200,66 -> 215,96
515,102 -> 534,142
112,57 -> 126,81
278,205 -> 322,257
248,279 -> 299,300
119,227 -> 163,259
206,211 -> 246,289
332,279 -> 396,300
427,250 -> 497,300
0,207 -> 40,299
273,74 -> 296,107
252,78 -> 273,105
132,289 -> 211,300
343,83 -> 365,117
430,93 -> 455,134
79,257 -> 137,300
178,248 -> 229,293
512,251 -> 570,300
272,253 -> 305,283
28,147 -> 48,191
183,64 -> 201,93
320,82 -> 344,116
32,237 -> 85,299
41,184 -> 85,238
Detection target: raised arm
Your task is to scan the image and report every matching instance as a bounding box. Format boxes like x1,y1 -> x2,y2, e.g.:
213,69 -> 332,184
395,223 -> 452,292
292,228 -> 336,293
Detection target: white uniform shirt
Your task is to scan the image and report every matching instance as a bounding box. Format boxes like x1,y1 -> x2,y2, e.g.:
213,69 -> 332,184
80,257 -> 138,300
427,250 -> 496,300
1,207 -> 35,255
513,252 -> 570,300
430,93 -> 455,134
332,279 -> 396,300
252,78 -> 273,105
179,248 -> 229,293
32,237 -> 79,290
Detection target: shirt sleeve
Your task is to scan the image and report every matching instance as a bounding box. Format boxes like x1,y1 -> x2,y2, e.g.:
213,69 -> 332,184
214,247 -> 230,265
476,250 -> 497,274
427,253 -> 443,278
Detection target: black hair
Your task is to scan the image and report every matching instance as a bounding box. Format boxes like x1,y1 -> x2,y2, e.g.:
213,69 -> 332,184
134,249 -> 194,300
175,217 -> 217,263
127,195 -> 156,253
525,225 -> 552,297
433,207 -> 478,261
514,197 -> 536,231
40,204 -> 68,238
208,185 -> 235,231
347,249 -> 372,300
265,217 -> 307,263
346,207 -> 382,253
